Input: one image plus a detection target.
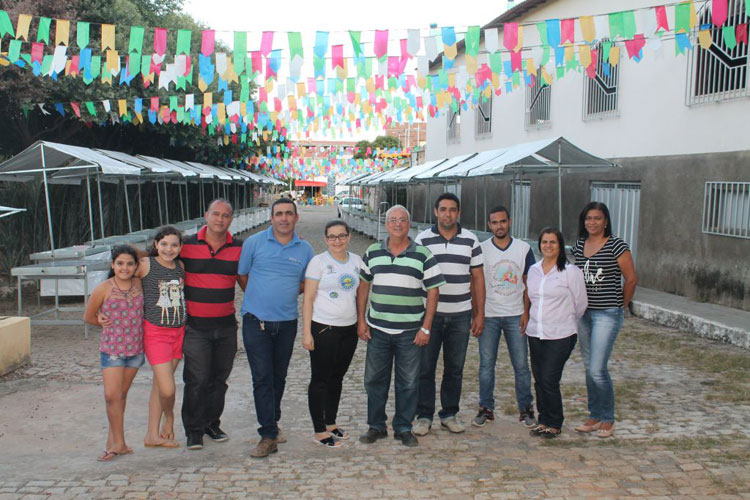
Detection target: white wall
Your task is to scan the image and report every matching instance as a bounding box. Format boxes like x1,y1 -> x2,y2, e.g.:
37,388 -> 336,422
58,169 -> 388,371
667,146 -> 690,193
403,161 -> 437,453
426,0 -> 750,161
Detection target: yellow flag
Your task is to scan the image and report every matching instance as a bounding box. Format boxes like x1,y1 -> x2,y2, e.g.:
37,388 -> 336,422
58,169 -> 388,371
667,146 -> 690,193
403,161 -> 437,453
609,46 -> 620,66
336,59 -> 348,79
482,86 -> 492,99
445,43 -> 457,60
514,26 -> 524,52
580,16 -> 596,43
203,92 -> 212,111
217,103 -> 226,124
448,73 -> 456,87
417,74 -> 427,89
542,66 -> 553,85
264,78 -> 274,94
223,135 -> 229,146
55,19 -> 70,46
118,99 -> 127,117
366,78 -> 375,93
491,73 -> 500,89
198,77 -> 208,92
16,14 -> 32,41
579,44 -> 592,68
689,2 -> 698,29
565,45 -> 575,62
465,55 -> 477,75
240,102 -> 246,116
354,93 -> 361,106
101,24 -> 115,51
296,82 -> 306,96
134,113 -> 142,125
526,58 -> 536,76
698,30 -> 712,50
105,49 -> 118,74
0,58 -> 9,67
287,95 -> 297,110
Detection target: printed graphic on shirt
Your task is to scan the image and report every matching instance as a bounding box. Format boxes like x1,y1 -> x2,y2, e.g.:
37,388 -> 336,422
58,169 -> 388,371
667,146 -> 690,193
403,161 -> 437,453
156,279 -> 184,325
339,273 -> 356,291
582,259 -> 605,291
489,260 -> 522,296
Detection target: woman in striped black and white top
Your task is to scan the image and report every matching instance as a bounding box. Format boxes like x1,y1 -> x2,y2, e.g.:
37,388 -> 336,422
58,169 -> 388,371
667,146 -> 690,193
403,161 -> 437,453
571,202 -> 637,439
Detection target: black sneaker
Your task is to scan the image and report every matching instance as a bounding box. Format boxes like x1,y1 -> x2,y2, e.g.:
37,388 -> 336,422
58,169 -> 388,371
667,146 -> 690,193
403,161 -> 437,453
519,408 -> 537,428
205,424 -> 229,442
472,407 -> 495,427
187,432 -> 204,450
359,428 -> 388,444
394,431 -> 418,447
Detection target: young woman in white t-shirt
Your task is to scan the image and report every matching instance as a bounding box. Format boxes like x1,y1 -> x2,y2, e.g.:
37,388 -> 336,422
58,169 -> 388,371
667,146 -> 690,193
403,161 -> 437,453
302,220 -> 363,448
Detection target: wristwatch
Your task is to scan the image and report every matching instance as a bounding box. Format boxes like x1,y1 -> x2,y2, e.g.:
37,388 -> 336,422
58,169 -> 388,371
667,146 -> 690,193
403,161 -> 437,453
420,327 -> 430,335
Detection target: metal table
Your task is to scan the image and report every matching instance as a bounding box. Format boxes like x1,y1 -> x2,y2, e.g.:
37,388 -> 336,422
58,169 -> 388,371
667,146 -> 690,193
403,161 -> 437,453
30,246 -> 110,262
11,259 -> 112,338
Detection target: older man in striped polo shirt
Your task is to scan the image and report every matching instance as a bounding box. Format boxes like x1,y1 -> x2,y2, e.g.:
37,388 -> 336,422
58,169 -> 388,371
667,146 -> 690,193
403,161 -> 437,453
180,198 -> 247,451
357,205 -> 445,447
412,193 -> 485,436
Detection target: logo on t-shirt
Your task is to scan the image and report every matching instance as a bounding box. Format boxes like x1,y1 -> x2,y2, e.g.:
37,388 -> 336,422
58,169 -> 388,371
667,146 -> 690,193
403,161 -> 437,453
489,260 -> 521,296
329,291 -> 339,299
339,273 -> 356,291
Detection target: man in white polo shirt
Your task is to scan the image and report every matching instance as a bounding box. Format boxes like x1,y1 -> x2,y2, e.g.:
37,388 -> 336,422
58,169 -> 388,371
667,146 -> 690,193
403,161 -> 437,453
473,205 -> 537,428
413,193 -> 485,436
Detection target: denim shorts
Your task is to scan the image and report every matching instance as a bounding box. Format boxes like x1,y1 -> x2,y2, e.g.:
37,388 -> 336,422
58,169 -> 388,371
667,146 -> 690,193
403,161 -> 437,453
100,351 -> 145,369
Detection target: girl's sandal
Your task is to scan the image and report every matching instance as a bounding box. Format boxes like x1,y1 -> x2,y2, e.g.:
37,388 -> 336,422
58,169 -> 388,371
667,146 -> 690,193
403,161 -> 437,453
329,428 -> 350,440
313,436 -> 343,448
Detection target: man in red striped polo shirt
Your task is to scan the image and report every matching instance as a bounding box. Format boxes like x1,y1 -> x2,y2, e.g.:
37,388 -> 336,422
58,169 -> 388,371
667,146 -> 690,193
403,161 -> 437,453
180,198 -> 247,450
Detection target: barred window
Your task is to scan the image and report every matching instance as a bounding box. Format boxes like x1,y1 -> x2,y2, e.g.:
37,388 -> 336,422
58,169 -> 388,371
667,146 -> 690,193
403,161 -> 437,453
525,68 -> 551,129
583,39 -> 619,120
687,0 -> 749,105
511,180 -> 531,239
702,182 -> 750,238
475,96 -> 492,136
447,109 -> 461,141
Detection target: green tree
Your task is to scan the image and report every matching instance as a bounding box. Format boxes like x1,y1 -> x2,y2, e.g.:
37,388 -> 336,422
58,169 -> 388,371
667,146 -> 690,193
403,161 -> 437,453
371,135 -> 400,150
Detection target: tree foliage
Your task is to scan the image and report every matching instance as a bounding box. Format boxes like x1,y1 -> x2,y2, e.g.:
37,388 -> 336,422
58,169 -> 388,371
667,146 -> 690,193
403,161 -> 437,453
352,135 -> 400,159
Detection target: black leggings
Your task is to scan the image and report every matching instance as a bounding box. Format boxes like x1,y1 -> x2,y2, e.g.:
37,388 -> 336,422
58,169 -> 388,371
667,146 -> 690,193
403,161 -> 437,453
308,321 -> 358,433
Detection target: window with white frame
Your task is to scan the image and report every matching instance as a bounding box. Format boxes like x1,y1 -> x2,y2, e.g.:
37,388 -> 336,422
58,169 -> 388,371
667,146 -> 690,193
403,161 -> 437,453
583,39 -> 619,120
525,69 -> 551,128
475,95 -> 492,136
702,182 -> 750,238
447,109 -> 461,141
687,0 -> 749,105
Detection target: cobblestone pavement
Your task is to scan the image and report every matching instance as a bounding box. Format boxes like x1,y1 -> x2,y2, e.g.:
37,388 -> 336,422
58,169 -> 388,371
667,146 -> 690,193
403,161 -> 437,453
1,206 -> 749,499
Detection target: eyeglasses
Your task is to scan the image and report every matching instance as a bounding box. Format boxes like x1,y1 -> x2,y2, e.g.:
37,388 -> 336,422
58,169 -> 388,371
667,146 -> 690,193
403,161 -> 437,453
325,233 -> 350,242
387,218 -> 409,225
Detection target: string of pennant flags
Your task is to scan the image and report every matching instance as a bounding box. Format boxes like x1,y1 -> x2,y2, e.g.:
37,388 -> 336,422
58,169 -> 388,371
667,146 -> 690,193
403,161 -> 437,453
1,0 -> 747,143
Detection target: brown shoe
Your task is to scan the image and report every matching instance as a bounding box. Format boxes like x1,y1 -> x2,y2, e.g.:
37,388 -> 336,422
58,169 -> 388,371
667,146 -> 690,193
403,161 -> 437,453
574,419 -> 601,433
597,422 -> 615,438
250,437 -> 278,458
276,428 -> 287,444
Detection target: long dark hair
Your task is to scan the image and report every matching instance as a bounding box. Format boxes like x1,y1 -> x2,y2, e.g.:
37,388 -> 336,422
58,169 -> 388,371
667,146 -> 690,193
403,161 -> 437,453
538,227 -> 568,272
149,225 -> 183,257
108,245 -> 139,278
578,202 -> 613,239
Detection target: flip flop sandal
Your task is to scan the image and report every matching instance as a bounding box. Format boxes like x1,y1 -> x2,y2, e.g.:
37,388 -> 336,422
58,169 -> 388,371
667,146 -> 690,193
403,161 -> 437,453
313,436 -> 343,448
329,428 -> 350,440
97,450 -> 122,462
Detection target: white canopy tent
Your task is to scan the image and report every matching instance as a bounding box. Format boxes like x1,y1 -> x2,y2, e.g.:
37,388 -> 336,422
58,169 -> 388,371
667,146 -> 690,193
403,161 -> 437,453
0,205 -> 26,219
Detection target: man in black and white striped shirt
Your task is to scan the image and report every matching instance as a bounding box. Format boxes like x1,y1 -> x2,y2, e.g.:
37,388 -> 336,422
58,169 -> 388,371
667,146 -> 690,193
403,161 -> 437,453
412,193 -> 485,435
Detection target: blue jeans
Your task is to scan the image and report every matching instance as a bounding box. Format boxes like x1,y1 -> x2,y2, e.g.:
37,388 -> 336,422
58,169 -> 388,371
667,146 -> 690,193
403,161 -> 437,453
477,316 -> 533,412
242,314 -> 297,439
577,308 -> 624,423
364,327 -> 421,434
417,312 -> 471,421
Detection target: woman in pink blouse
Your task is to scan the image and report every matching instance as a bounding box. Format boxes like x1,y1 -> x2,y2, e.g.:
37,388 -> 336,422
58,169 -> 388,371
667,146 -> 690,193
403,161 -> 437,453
524,228 -> 588,439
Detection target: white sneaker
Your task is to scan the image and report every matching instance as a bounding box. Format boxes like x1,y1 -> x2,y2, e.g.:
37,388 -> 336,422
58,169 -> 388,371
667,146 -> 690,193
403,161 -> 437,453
412,418 -> 432,436
440,416 -> 465,433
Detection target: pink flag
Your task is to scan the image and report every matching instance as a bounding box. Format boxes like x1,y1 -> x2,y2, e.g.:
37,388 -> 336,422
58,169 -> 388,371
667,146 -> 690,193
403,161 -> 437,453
655,6 -> 669,32
70,102 -> 81,117
712,0 -> 728,26
400,38 -> 409,59
154,28 -> 167,55
307,77 -> 317,94
416,96 -> 423,109
624,34 -> 646,59
260,31 -> 274,57
510,49 -> 522,72
150,96 -> 159,112
561,19 -> 575,44
201,30 -> 215,56
738,23 -> 748,44
374,30 -> 389,59
251,51 -> 262,75
331,44 -> 344,68
69,55 -> 79,75
375,75 -> 385,90
259,87 -> 267,103
31,42 -> 44,63
503,23 -> 518,52
387,56 -> 400,77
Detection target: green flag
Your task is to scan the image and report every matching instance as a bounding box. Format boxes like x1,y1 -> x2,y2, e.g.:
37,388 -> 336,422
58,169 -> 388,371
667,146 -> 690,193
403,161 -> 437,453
489,51 -> 503,74
77,22 -> 90,49
85,101 -> 97,116
8,39 -> 21,62
128,26 -> 144,54
234,31 -> 247,75
723,25 -> 737,50
288,32 -> 303,59
349,31 -> 362,58
0,10 -> 14,38
465,26 -> 480,56
536,22 -> 548,46
176,29 -> 191,55
675,3 -> 690,33
609,12 -> 624,39
622,11 -> 636,39
37,17 -> 51,43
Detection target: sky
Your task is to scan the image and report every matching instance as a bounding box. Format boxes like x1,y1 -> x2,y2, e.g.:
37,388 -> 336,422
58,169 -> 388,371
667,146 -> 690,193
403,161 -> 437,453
182,0 -> 510,141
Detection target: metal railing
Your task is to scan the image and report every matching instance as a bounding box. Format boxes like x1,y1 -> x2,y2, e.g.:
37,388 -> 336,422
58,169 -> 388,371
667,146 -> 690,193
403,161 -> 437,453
582,40 -> 619,120
686,0 -> 749,105
525,70 -> 552,129
475,96 -> 492,136
591,182 -> 641,262
447,110 -> 461,141
702,181 -> 750,239
511,180 -> 531,239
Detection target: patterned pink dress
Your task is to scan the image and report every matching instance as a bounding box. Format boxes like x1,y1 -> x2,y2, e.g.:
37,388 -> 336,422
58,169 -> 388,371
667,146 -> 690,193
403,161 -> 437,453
99,281 -> 144,357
